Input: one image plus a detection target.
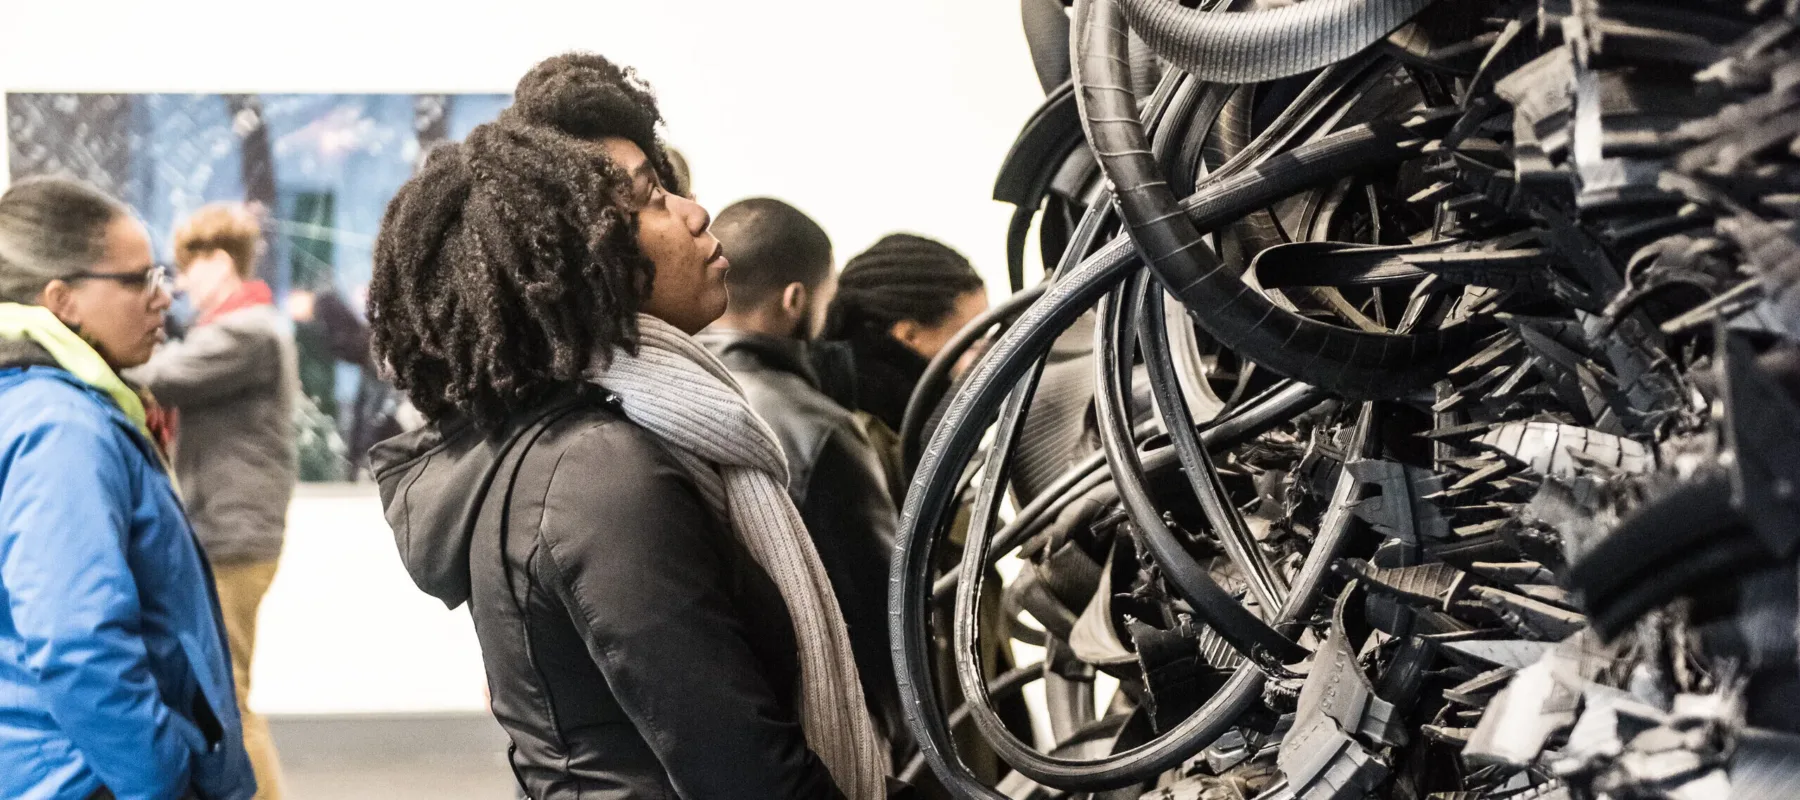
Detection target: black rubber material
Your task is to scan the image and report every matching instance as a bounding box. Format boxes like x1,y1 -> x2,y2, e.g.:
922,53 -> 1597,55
1138,276 -> 1289,614
895,661 -> 1044,785
890,235 -> 1204,797
1199,54 -> 1396,189
1005,205 -> 1041,294
1567,472 -> 1739,609
1206,85 -> 1289,266
927,378 -> 1327,607
932,275 -> 1363,790
892,118 -> 1443,797
1566,471 -> 1771,640
1076,0 -> 1487,401
1591,532 -> 1767,640
1023,0 -> 1075,94
1271,401 -> 1376,636
1092,272 -> 1306,663
995,82 -> 1083,207
995,83 -> 1085,291
900,283 -> 1048,474
1118,0 -> 1435,84
921,102 -> 1429,610
925,93 -> 1417,612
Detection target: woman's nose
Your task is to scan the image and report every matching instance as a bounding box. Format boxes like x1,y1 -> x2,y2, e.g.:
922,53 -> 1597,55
675,194 -> 711,235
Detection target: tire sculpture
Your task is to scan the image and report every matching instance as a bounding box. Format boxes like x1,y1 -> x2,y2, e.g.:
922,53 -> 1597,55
891,1 -> 1800,798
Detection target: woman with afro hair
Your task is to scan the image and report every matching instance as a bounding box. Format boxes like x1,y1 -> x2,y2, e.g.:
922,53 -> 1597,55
367,53 -> 890,799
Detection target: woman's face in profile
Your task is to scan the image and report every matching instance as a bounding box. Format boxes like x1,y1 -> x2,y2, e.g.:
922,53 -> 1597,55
602,137 -> 730,334
41,217 -> 172,369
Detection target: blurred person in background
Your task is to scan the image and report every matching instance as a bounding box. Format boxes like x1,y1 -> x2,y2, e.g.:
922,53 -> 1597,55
696,198 -> 905,757
0,177 -> 255,800
284,283 -> 399,480
664,145 -> 694,199
366,53 -> 892,798
816,235 -> 1020,796
127,203 -> 298,800
815,233 -> 988,499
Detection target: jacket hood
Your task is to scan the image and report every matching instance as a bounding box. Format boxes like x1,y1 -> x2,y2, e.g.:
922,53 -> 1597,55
0,338 -> 58,370
369,392 -> 596,608
369,418 -> 495,608
0,303 -> 150,437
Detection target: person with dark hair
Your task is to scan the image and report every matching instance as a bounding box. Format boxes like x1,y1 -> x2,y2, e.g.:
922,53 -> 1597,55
365,53 -> 890,799
695,198 -> 906,756
817,233 -> 988,496
286,284 -> 399,480
708,197 -> 835,336
664,145 -> 695,199
0,177 -> 256,800
126,202 -> 299,800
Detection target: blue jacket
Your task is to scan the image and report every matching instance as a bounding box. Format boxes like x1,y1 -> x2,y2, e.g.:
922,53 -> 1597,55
0,365 -> 255,800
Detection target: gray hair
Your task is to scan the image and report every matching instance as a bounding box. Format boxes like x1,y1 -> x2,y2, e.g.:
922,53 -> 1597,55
0,176 -> 129,304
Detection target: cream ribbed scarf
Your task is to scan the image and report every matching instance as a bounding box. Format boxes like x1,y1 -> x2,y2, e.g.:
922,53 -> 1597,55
584,314 -> 888,798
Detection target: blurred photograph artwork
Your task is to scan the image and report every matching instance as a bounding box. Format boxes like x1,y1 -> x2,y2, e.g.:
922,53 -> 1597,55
6,92 -> 507,480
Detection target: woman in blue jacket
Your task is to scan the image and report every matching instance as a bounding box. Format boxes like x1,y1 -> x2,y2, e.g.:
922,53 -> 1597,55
0,177 -> 255,800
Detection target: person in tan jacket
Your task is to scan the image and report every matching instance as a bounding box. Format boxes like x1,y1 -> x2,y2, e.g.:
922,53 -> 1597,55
127,203 -> 299,800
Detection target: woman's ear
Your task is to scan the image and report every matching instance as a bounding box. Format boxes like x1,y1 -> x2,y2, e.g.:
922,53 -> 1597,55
37,280 -> 79,325
890,318 -> 924,350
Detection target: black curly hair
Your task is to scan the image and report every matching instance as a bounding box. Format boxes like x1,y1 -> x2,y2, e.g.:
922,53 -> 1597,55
369,52 -> 678,428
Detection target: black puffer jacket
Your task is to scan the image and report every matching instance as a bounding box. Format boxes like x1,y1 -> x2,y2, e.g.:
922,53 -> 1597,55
695,331 -> 904,750
370,389 -> 845,800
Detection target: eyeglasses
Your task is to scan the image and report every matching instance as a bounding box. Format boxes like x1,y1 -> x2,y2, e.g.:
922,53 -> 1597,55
67,264 -> 172,297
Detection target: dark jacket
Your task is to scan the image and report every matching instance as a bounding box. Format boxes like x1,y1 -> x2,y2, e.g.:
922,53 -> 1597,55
817,332 -> 929,436
695,331 -> 904,747
0,342 -> 255,800
369,391 -> 845,800
811,333 -> 931,506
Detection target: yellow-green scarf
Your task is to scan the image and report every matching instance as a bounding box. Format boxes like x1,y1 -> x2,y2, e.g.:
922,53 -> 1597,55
0,302 -> 150,438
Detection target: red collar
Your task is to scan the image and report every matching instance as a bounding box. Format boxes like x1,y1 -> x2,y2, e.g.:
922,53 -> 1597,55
198,280 -> 274,326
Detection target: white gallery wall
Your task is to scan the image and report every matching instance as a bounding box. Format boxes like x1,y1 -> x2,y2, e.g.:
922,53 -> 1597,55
0,0 -> 1050,292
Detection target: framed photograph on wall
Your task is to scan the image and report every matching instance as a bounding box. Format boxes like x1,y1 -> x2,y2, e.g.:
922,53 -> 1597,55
6,91 -> 508,481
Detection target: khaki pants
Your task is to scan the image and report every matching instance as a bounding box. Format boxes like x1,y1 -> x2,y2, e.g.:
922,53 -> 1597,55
212,559 -> 283,800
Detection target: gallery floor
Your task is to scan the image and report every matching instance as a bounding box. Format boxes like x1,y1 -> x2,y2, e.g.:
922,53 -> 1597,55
254,485 -> 513,798
273,713 -> 515,800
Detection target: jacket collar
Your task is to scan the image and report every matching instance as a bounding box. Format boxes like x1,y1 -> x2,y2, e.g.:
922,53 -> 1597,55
695,329 -> 821,389
1,362 -> 157,448
0,338 -> 58,370
844,330 -> 929,431
197,280 -> 275,326
0,303 -> 150,437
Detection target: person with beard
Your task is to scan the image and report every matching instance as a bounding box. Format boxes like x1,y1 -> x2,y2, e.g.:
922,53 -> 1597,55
695,198 -> 904,757
815,234 -> 988,501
